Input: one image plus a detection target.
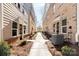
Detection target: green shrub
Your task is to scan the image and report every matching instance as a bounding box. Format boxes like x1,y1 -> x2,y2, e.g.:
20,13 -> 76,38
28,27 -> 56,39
0,41 -> 11,56
61,46 -> 76,56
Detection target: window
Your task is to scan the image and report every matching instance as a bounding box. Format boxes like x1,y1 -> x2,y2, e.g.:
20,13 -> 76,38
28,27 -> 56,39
19,24 -> 22,34
62,19 -> 67,26
12,21 -> 17,28
18,3 -> 20,9
57,22 -> 59,34
62,19 -> 67,33
22,10 -> 24,14
12,30 -> 17,36
53,24 -> 55,33
15,3 -> 16,5
62,27 -> 67,33
24,25 -> 26,34
12,21 -> 17,36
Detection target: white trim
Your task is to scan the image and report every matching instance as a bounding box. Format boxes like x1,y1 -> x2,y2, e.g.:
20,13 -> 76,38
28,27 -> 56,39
76,4 -> 79,42
11,21 -> 18,37
61,17 -> 67,34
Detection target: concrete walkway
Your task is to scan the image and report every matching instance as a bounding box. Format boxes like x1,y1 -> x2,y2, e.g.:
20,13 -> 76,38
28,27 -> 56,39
28,32 -> 52,56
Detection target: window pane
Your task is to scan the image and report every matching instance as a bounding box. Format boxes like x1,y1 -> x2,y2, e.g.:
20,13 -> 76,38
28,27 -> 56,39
62,19 -> 67,26
18,3 -> 20,9
12,30 -> 17,36
12,21 -> 17,28
53,24 -> 55,28
12,21 -> 17,36
24,26 -> 26,34
62,27 -> 67,33
53,24 -> 55,32
57,22 -> 59,34
19,24 -> 22,34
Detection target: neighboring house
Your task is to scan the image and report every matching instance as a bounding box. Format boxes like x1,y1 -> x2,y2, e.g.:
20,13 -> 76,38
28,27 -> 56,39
29,10 -> 36,35
42,3 -> 77,44
0,3 -> 36,42
23,3 -> 36,35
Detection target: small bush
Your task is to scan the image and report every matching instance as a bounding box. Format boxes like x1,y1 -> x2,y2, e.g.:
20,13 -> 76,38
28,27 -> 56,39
61,46 -> 76,56
19,41 -> 26,46
0,41 -> 11,56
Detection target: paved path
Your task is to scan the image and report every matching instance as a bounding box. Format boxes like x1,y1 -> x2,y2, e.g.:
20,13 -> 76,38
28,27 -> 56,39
28,32 -> 52,56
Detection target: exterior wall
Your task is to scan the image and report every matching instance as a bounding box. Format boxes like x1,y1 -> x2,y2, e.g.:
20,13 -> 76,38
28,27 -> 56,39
29,13 -> 36,34
43,4 -> 55,34
23,3 -> 32,34
23,3 -> 36,35
2,3 -> 29,40
29,5 -> 36,34
43,3 -> 77,44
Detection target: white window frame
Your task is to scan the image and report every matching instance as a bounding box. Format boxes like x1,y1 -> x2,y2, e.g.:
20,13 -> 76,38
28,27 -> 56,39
23,25 -> 26,34
11,21 -> 18,37
61,18 -> 67,34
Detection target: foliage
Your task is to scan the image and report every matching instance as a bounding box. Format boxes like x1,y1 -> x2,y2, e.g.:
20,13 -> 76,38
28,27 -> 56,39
61,46 -> 76,56
0,41 -> 11,56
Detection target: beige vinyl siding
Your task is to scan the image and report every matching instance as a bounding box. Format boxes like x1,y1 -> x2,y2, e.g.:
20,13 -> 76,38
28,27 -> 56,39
3,3 -> 28,40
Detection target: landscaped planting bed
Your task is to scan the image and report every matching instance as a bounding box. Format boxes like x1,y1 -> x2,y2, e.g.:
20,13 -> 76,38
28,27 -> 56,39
10,41 -> 33,56
46,41 -> 78,56
45,41 -> 62,56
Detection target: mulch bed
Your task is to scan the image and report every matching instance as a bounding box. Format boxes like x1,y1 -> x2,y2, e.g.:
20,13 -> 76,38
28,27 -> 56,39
10,41 -> 33,56
45,41 -> 62,56
51,41 -> 79,56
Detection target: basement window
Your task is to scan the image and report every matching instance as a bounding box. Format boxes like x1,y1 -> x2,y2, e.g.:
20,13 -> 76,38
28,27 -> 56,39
12,21 -> 17,36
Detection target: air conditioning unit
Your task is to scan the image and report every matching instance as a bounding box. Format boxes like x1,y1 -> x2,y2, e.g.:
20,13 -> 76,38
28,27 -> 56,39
49,34 -> 64,45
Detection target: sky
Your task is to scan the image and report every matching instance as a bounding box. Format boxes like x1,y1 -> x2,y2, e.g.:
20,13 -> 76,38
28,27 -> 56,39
33,3 -> 45,27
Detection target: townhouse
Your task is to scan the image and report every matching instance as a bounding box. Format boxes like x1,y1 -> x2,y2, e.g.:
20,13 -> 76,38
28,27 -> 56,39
23,3 -> 36,35
29,9 -> 36,35
0,3 -> 36,43
43,3 -> 77,44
